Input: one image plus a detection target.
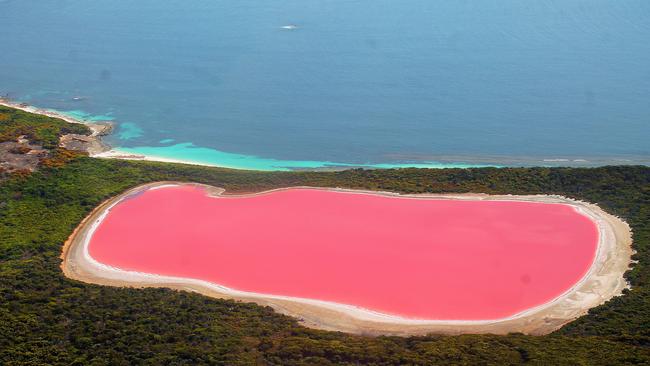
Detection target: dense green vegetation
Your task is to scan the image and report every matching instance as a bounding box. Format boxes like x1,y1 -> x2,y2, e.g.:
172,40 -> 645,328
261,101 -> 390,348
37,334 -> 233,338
0,100 -> 648,365
0,156 -> 649,365
0,105 -> 90,149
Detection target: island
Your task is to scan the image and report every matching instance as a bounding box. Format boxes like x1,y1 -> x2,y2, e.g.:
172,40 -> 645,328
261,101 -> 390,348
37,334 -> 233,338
0,104 -> 648,364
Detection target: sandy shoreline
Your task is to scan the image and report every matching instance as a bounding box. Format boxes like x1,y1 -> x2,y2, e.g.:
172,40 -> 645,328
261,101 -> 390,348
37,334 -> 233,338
93,149 -> 247,169
61,182 -> 633,336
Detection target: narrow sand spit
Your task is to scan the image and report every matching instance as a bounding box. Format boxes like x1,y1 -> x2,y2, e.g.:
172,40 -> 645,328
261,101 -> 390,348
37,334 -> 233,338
61,182 -> 633,336
93,149 -> 224,168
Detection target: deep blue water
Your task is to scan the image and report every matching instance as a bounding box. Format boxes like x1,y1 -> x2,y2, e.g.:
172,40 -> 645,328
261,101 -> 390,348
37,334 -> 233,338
1,0 -> 649,170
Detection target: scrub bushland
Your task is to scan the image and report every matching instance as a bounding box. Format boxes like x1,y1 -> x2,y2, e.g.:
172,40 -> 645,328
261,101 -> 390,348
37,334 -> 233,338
0,105 -> 90,150
1,159 -> 649,365
1,107 -> 650,365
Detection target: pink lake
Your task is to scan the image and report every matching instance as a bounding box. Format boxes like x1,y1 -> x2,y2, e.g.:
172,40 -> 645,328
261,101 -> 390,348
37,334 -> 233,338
88,185 -> 599,320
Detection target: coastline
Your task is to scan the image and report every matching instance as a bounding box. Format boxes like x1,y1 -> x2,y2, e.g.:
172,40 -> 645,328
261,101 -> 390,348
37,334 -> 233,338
0,98 -> 488,171
61,182 -> 634,336
4,99 -> 648,171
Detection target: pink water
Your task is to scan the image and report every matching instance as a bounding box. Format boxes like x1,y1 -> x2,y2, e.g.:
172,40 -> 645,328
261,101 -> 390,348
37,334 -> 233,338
89,186 -> 599,320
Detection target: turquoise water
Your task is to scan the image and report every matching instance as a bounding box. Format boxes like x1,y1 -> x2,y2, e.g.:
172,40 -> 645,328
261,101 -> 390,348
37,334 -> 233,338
1,0 -> 649,170
54,109 -> 115,122
116,143 -> 486,171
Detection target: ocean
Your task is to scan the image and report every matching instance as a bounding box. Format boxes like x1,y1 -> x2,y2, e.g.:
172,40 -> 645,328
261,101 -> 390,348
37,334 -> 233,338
1,0 -> 649,170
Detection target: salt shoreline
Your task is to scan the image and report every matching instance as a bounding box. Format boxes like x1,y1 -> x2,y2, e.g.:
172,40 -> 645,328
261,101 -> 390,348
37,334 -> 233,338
61,182 -> 633,336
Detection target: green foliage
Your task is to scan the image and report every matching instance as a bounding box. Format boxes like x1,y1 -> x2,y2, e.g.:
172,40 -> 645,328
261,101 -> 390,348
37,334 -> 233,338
0,106 -> 90,149
0,157 -> 649,364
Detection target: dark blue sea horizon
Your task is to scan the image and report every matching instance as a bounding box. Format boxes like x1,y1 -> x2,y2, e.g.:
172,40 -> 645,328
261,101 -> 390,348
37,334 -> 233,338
1,0 -> 648,170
